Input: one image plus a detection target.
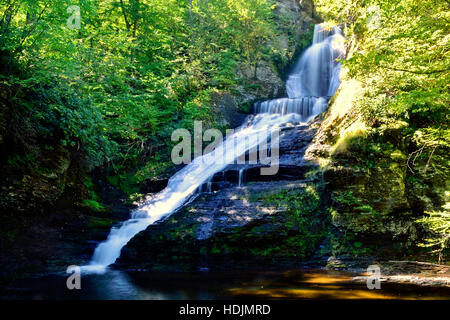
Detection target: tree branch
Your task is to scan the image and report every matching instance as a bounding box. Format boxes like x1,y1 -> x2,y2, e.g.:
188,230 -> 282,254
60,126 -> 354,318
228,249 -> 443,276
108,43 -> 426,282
380,64 -> 450,75
0,0 -> 19,38
424,121 -> 443,173
14,1 -> 49,54
119,0 -> 131,31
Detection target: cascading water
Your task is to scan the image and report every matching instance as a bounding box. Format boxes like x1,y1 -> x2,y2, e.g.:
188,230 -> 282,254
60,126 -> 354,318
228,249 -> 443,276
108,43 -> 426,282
238,168 -> 245,188
83,24 -> 344,272
253,24 -> 345,119
84,113 -> 302,272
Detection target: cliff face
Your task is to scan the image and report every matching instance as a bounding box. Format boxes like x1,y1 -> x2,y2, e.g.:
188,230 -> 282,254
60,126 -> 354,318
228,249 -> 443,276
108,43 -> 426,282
304,68 -> 447,254
0,83 -> 87,215
231,0 -> 317,108
118,121 -> 329,271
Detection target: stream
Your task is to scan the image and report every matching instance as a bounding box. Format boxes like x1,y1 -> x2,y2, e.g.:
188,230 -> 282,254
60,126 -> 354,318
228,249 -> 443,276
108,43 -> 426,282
5,25 -> 447,301
83,24 -> 345,273
2,269 -> 450,300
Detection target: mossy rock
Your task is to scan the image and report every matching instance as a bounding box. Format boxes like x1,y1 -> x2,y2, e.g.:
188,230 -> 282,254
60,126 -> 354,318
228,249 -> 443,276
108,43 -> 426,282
117,180 -> 331,271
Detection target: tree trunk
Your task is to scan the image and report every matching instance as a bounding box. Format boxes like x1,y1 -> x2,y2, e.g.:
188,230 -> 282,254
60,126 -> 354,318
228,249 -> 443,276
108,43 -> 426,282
119,0 -> 131,31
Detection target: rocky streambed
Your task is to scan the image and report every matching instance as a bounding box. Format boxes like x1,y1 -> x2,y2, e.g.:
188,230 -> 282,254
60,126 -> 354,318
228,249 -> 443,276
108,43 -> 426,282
114,116 -> 450,289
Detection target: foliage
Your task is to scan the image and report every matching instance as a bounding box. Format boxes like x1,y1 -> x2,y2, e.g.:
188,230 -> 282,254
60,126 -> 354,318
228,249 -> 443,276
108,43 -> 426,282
317,0 -> 449,260
82,199 -> 106,212
0,0 -> 280,199
316,0 -> 449,174
417,202 -> 450,263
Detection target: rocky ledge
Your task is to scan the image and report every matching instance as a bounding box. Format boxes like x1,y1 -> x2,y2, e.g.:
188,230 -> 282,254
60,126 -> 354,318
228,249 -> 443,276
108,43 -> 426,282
118,180 -> 316,271
116,120 -> 329,271
350,261 -> 450,287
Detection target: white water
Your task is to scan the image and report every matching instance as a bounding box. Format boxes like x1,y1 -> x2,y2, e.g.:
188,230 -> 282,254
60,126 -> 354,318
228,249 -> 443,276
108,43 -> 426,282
83,24 -> 344,273
238,168 -> 245,187
286,25 -> 345,98
84,112 -> 303,272
254,24 -> 345,119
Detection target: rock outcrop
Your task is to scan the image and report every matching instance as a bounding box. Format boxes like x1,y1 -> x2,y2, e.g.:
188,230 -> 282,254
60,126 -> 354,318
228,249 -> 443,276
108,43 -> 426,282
117,120 -> 329,271
304,70 -> 446,251
233,0 -> 317,107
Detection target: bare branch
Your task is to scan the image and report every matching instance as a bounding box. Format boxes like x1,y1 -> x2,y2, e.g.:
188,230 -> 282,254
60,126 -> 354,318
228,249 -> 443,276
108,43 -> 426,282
424,121 -> 443,173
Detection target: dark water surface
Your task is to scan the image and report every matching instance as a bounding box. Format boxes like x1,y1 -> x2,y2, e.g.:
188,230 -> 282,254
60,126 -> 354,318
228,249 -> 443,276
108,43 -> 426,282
2,269 -> 450,300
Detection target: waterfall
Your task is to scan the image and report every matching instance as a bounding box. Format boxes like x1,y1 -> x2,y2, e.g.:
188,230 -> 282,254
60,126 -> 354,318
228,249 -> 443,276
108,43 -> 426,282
199,178 -> 212,194
254,24 -> 345,120
83,24 -> 344,272
83,113 -> 303,272
238,168 -> 245,188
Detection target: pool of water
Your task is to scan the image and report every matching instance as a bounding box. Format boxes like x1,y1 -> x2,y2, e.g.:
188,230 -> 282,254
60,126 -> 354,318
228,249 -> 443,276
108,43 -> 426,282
2,269 -> 449,300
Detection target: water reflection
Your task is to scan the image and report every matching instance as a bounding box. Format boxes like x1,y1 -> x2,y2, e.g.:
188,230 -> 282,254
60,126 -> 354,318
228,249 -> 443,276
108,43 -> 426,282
90,270 -> 170,300
2,269 -> 449,300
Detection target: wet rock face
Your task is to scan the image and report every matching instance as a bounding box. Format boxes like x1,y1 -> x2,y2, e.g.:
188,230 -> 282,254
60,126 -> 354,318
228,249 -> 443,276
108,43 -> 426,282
236,60 -> 285,104
275,0 -> 316,31
117,120 -> 328,271
0,143 -> 75,214
304,77 -> 445,245
118,181 -> 319,271
209,92 -> 248,129
233,0 -> 317,107
202,119 -> 320,188
309,126 -> 419,240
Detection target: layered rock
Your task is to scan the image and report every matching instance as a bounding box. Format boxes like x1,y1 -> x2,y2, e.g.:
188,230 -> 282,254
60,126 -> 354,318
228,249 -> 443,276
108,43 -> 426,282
117,121 -> 328,270
233,0 -> 317,107
118,181 -> 306,270
304,72 -> 446,248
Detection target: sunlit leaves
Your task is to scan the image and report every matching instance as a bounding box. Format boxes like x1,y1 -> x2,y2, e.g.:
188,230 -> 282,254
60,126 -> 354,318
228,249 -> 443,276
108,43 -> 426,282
317,0 -> 449,259
0,0 -> 278,189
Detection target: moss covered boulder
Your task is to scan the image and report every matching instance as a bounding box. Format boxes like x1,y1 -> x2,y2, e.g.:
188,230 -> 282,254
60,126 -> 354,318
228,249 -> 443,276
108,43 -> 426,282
117,179 -> 329,271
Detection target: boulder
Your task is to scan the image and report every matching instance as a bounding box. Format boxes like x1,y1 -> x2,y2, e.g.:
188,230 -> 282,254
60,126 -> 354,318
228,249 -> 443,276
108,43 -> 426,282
117,180 -> 322,271
117,121 -> 327,271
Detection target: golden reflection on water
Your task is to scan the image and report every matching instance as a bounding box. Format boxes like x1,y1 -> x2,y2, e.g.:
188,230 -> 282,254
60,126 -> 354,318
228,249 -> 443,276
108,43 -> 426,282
226,270 -> 449,300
